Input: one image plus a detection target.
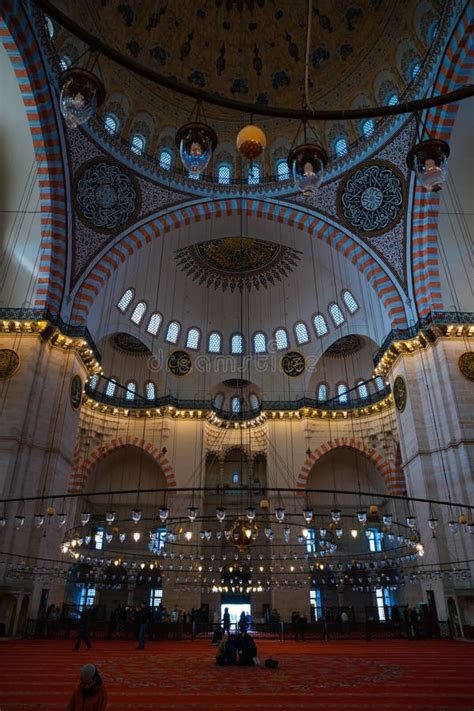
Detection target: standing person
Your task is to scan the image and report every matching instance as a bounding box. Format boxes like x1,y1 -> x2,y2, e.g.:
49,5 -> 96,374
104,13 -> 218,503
136,603 -> 150,650
73,608 -> 92,651
223,607 -> 231,635
67,663 -> 107,710
322,607 -> 330,642
410,606 -> 420,639
391,606 -> 401,638
238,610 -> 247,635
297,612 -> 307,642
340,610 -> 350,635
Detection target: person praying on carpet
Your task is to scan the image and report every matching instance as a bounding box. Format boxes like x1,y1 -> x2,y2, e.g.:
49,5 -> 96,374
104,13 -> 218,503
237,630 -> 258,666
67,663 -> 107,711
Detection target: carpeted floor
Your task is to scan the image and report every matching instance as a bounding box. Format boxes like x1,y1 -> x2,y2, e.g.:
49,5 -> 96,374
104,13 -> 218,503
0,638 -> 473,710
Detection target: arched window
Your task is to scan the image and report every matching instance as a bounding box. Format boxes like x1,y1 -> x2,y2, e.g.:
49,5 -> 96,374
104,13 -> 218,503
105,378 -> 117,397
208,332 -> 222,353
249,393 -> 260,411
337,382 -> 349,404
230,396 -> 241,414
334,137 -> 348,158
213,393 -> 224,410
317,383 -> 328,402
145,381 -> 156,400
386,93 -> 399,107
294,321 -> 310,345
88,374 -> 99,390
125,381 -> 136,401
146,312 -> 162,336
117,288 -> 134,313
329,303 -> 345,327
131,133 -> 145,155
357,379 -> 368,399
274,327 -> 289,351
342,289 -> 359,314
104,113 -> 119,135
45,16 -> 55,39
165,321 -> 181,344
186,327 -> 201,350
313,313 -> 329,337
374,375 -> 385,391
253,331 -> 267,354
361,119 -> 374,138
409,61 -> 421,81
159,148 -> 172,171
231,333 -> 243,354
218,163 -> 232,184
232,471 -> 241,484
59,55 -> 72,71
130,301 -> 147,325
248,163 -> 261,185
276,159 -> 289,181
188,171 -> 200,180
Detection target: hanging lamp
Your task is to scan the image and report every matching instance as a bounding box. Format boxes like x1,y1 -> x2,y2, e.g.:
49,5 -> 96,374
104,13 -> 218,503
406,138 -> 450,192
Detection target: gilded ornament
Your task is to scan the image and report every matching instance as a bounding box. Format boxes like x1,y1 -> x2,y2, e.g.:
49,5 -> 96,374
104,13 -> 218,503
458,352 -> 474,382
0,349 -> 20,379
167,350 -> 192,377
393,375 -> 407,412
281,351 -> 306,377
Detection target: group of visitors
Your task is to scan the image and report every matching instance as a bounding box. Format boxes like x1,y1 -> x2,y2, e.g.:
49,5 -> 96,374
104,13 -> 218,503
215,630 -> 259,666
290,611 -> 309,640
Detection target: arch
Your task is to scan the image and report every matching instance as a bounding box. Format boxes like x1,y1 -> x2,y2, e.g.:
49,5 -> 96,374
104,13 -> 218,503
71,199 -> 407,328
0,0 -> 67,314
296,439 -> 407,496
68,436 -> 177,493
411,3 -> 474,318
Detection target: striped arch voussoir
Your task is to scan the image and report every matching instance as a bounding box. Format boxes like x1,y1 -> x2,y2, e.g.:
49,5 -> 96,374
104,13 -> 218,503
0,0 -> 66,314
72,199 -> 407,328
67,436 -> 177,494
296,439 -> 406,496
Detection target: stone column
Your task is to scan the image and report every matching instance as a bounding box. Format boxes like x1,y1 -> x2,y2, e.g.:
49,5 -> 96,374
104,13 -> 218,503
386,338 -> 473,621
0,331 -> 89,618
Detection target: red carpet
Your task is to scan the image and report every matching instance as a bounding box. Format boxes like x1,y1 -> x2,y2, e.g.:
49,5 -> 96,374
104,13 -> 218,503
0,639 -> 473,709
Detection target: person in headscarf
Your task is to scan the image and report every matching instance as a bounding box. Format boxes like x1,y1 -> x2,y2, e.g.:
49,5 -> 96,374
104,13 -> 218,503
66,663 -> 107,710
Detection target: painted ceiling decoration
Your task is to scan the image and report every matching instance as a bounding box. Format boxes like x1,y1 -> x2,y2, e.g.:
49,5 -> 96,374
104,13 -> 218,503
112,332 -> 151,355
174,237 -> 302,292
325,335 -> 364,357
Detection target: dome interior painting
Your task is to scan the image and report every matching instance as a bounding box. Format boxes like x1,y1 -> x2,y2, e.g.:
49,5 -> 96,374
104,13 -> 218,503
0,0 -> 473,689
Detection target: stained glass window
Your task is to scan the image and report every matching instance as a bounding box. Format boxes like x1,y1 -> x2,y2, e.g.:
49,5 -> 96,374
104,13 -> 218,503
165,321 -> 180,344
342,290 -> 359,314
274,328 -> 289,351
231,333 -> 243,354
253,332 -> 267,354
130,301 -> 147,325
313,313 -> 329,336
117,288 -> 134,312
329,303 -> 345,327
186,327 -> 200,350
145,381 -> 156,400
294,321 -> 310,345
146,312 -> 162,335
208,332 -> 222,353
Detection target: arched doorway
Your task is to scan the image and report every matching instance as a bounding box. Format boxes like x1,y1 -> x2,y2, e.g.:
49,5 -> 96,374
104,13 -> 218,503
0,594 -> 17,637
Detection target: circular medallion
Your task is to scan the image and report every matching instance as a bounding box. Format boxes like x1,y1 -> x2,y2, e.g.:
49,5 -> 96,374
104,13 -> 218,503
281,351 -> 306,377
458,352 -> 474,382
338,162 -> 404,236
70,374 -> 83,410
75,160 -> 139,231
0,349 -> 20,379
167,350 -> 192,377
393,375 -> 407,412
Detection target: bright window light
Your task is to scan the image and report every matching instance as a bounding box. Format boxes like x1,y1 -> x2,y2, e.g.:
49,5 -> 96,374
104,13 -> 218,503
130,301 -> 147,325
208,332 -> 222,353
313,313 -> 329,336
294,321 -> 310,345
274,328 -> 289,351
342,290 -> 358,314
146,312 -> 162,335
186,327 -> 200,350
253,332 -> 267,354
165,321 -> 180,344
329,303 -> 345,327
231,333 -> 243,354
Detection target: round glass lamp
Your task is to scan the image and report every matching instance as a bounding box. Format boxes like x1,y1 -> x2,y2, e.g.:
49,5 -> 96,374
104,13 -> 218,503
406,138 -> 450,192
236,124 -> 266,160
176,122 -> 217,176
59,68 -> 105,129
287,143 -> 328,197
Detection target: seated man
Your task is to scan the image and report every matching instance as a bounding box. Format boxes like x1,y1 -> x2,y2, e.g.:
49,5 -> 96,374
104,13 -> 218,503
237,630 -> 258,666
211,626 -> 224,645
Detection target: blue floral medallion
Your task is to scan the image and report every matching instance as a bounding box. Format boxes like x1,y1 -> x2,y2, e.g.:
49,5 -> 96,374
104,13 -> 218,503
76,161 -> 139,231
339,162 -> 404,235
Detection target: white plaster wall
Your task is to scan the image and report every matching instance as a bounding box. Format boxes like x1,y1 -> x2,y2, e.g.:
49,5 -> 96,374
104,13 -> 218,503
0,43 -> 42,309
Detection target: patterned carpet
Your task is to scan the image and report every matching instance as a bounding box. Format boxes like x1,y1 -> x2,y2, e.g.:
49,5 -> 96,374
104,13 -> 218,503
0,638 -> 473,709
